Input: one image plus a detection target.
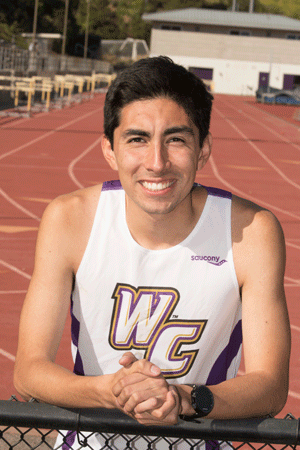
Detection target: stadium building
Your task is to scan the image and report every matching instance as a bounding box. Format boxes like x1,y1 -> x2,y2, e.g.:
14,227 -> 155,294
142,8 -> 300,95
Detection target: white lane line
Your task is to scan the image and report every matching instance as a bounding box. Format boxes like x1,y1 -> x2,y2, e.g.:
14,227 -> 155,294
0,290 -> 27,294
291,324 -> 300,332
285,276 -> 300,286
244,100 -> 300,144
286,241 -> 300,251
214,106 -> 300,191
0,259 -> 31,280
288,390 -> 300,400
68,136 -> 103,189
221,98 -> 300,152
0,105 -> 104,221
209,154 -> 300,221
0,349 -> 15,362
0,187 -> 41,222
0,105 -> 104,162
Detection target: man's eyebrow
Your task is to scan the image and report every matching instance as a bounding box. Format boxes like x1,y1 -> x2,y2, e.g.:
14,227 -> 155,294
122,129 -> 151,138
163,126 -> 195,136
121,126 -> 195,139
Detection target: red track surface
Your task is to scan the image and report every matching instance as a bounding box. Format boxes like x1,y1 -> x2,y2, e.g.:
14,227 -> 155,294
0,93 -> 299,418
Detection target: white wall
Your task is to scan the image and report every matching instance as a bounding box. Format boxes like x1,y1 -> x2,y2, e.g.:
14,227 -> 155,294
150,53 -> 300,95
149,28 -> 300,95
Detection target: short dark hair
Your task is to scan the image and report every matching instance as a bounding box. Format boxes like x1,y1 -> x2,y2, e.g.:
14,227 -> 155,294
104,56 -> 213,148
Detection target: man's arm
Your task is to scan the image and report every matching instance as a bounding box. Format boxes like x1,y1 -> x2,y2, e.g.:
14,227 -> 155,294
114,205 -> 291,421
200,204 -> 291,419
13,192 -> 164,410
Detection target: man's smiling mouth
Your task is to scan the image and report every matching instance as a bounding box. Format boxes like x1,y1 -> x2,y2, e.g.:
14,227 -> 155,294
141,180 -> 175,192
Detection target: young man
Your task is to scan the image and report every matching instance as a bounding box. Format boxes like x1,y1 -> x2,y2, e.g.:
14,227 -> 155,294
14,57 -> 290,439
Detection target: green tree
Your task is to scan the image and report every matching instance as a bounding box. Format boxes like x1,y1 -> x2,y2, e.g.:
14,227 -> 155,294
76,0 -> 122,39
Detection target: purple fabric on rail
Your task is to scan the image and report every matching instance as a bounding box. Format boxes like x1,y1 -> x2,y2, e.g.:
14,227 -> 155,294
206,320 -> 242,385
102,180 -> 123,191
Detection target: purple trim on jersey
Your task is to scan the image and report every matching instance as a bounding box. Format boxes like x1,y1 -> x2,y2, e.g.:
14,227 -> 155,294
102,180 -> 231,198
70,297 -> 85,375
62,430 -> 76,450
102,180 -> 123,191
204,186 -> 232,199
206,320 -> 242,385
71,310 -> 80,348
206,440 -> 220,450
74,350 -> 84,376
193,183 -> 232,199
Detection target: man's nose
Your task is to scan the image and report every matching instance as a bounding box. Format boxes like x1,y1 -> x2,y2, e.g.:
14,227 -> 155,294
144,142 -> 171,173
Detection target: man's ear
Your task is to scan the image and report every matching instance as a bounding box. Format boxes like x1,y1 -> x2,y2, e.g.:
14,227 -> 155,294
197,132 -> 212,170
101,134 -> 118,171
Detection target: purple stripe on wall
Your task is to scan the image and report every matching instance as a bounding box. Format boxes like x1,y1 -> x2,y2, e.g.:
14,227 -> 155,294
206,320 -> 242,385
102,180 -> 123,191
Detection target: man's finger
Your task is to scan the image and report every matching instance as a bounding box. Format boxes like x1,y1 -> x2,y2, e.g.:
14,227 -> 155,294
119,352 -> 138,368
119,356 -> 161,377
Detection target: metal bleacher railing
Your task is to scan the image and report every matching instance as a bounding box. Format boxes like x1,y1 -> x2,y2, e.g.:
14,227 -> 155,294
0,43 -> 114,117
0,72 -> 115,117
0,397 -> 299,450
0,45 -> 112,76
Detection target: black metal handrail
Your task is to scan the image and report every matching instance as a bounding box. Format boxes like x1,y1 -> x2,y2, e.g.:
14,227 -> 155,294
0,400 -> 299,446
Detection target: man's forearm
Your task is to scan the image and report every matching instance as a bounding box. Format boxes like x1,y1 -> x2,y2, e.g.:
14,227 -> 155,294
177,371 -> 288,419
14,359 -> 116,408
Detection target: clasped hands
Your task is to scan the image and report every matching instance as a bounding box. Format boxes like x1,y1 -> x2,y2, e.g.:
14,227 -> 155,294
111,352 -> 182,425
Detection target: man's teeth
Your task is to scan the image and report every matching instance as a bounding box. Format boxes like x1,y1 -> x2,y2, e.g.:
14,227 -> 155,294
142,181 -> 173,191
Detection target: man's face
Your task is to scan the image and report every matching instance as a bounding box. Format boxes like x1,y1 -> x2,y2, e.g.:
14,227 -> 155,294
102,97 -> 210,217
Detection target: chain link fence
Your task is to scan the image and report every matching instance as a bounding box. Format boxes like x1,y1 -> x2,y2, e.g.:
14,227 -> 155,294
0,398 -> 299,450
0,45 -> 112,76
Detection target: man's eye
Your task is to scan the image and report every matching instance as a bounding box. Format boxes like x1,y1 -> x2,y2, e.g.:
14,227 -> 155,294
169,137 -> 184,143
128,137 -> 144,143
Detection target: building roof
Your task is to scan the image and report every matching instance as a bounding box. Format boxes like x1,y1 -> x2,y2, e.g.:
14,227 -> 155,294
142,8 -> 300,31
22,33 -> 62,39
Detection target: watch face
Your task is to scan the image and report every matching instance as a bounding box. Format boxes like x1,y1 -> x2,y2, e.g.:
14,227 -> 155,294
193,385 -> 214,415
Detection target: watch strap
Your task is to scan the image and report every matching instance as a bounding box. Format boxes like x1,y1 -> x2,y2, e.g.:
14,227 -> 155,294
180,384 -> 214,421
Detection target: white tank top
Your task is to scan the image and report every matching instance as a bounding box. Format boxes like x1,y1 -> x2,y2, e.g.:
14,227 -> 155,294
71,181 -> 241,385
60,181 -> 242,450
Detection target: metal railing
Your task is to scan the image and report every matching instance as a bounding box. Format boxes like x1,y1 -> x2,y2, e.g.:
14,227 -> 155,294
0,398 -> 299,450
0,45 -> 112,75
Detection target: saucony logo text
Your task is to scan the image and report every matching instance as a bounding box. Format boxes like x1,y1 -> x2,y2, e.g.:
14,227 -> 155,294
191,255 -> 227,266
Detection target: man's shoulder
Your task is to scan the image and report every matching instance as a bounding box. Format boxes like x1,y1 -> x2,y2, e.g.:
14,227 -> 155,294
231,195 -> 285,288
41,184 -> 103,232
231,194 -> 284,247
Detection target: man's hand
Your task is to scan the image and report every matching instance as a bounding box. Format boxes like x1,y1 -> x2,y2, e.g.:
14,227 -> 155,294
112,352 -> 182,425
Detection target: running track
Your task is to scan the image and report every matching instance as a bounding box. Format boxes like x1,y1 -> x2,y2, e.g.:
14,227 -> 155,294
0,93 -> 299,419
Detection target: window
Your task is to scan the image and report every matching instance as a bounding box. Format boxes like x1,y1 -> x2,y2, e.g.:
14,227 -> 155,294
161,25 -> 181,31
229,30 -> 250,36
287,34 -> 300,40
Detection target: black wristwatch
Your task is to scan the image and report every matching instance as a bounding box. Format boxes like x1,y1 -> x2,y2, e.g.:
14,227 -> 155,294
180,385 -> 214,421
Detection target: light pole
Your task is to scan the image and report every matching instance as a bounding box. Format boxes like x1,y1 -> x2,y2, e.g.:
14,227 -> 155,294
84,0 -> 91,59
32,0 -> 39,49
62,0 -> 70,56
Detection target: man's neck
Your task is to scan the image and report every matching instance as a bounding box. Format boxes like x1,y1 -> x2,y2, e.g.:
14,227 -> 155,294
125,188 -> 207,250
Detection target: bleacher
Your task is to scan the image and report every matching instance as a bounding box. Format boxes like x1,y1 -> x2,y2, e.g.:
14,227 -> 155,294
0,72 -> 116,117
